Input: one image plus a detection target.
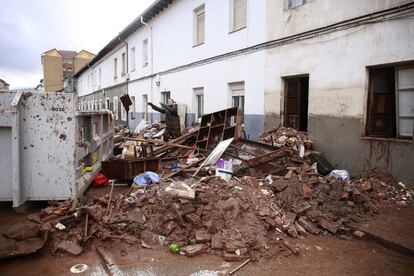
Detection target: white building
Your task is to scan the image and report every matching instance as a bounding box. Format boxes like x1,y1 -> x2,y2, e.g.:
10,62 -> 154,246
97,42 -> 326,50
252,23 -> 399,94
75,0 -> 414,184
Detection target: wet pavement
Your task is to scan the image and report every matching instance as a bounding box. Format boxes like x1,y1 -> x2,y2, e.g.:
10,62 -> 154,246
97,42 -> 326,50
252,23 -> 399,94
0,234 -> 413,276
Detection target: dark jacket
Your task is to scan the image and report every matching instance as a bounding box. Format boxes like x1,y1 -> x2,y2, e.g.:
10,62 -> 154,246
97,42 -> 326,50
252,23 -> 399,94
149,103 -> 181,139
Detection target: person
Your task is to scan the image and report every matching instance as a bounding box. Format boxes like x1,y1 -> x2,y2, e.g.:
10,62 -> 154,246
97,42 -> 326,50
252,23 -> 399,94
148,99 -> 181,140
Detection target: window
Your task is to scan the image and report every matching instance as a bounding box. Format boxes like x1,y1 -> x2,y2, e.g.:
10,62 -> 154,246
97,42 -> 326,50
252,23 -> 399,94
105,98 -> 110,110
67,59 -> 73,64
131,47 -> 136,71
288,0 -> 304,9
194,5 -> 205,46
95,100 -> 98,111
367,65 -> 414,139
229,82 -> 245,121
161,91 -> 171,104
230,0 -> 247,32
99,99 -> 103,110
121,104 -> 127,121
142,39 -> 148,67
87,75 -> 90,89
99,68 -> 102,85
121,52 -> 126,76
113,96 -> 119,120
114,58 -> 118,79
130,96 -> 136,119
143,94 -> 148,114
193,87 -> 204,119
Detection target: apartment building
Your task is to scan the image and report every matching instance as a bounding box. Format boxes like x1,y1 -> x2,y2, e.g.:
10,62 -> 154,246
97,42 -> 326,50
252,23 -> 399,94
75,0 -> 414,183
0,79 -> 10,91
42,49 -> 95,92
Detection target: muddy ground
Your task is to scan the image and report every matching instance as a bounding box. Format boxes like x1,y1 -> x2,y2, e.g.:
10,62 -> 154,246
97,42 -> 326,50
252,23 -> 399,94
0,194 -> 413,276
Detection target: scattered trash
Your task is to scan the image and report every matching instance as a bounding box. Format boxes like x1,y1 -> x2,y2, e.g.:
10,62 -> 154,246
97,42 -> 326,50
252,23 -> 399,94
92,173 -> 109,188
70,264 -> 88,274
329,170 -> 350,181
169,243 -> 180,253
55,222 -> 66,230
133,171 -> 160,185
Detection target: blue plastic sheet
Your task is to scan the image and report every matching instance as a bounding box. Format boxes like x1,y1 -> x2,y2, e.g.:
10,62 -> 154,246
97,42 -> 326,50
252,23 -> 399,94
133,171 -> 160,185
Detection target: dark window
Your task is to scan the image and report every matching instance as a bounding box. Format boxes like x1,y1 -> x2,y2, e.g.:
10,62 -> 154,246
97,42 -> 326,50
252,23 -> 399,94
367,68 -> 396,137
367,65 -> 414,139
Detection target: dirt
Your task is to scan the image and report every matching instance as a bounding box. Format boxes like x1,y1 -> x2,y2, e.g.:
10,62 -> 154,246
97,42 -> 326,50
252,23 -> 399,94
0,235 -> 413,276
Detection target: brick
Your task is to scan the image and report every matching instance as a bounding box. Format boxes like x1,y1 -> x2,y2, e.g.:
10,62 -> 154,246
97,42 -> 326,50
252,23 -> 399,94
265,217 -> 276,228
195,230 -> 212,243
298,216 -> 320,235
287,226 -> 299,238
181,244 -> 208,257
318,219 -> 338,234
283,212 -> 297,228
353,230 -> 366,240
211,234 -> 223,249
223,252 -> 245,262
180,202 -> 196,215
291,202 -> 311,215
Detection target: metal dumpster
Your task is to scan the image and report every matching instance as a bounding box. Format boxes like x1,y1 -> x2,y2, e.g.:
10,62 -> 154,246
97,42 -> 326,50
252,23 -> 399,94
0,91 -> 114,207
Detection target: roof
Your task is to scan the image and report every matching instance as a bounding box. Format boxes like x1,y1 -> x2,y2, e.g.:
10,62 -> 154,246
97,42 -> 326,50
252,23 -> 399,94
74,0 -> 175,77
0,79 -> 9,86
59,50 -> 78,59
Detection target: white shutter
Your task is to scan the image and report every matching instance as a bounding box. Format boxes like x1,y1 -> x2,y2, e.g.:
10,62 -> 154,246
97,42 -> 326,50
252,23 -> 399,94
233,0 -> 247,30
397,68 -> 414,138
197,10 -> 205,44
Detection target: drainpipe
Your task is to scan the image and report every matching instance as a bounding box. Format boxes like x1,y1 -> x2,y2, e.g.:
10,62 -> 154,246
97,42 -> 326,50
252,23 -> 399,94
118,36 -> 130,126
141,16 -> 154,113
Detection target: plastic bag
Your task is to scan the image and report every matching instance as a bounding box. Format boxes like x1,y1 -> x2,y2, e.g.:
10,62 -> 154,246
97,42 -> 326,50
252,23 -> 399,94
92,173 -> 109,188
133,171 -> 160,185
329,170 -> 350,181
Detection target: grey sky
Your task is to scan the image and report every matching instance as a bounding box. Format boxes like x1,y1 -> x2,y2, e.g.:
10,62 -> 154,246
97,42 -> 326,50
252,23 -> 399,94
0,0 -> 155,88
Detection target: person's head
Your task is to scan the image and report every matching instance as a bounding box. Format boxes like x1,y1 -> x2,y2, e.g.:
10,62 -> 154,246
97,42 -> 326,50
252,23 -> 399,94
167,98 -> 175,106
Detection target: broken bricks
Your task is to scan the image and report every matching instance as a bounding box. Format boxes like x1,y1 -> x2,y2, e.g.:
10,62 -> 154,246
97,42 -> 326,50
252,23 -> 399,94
181,244 -> 208,257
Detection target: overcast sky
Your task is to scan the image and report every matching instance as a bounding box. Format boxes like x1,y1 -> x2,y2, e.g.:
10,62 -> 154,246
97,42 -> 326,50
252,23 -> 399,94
0,0 -> 155,89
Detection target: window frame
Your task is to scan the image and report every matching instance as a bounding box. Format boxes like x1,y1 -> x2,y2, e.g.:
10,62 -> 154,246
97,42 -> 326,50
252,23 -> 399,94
121,52 -> 126,76
193,87 -> 204,119
193,4 -> 205,46
142,39 -> 149,67
365,63 -> 414,141
131,46 -> 136,71
114,58 -> 118,80
161,91 -> 171,105
229,0 -> 247,33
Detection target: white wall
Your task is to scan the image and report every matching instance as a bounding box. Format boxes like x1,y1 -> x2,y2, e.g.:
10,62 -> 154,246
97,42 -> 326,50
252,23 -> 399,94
264,18 -> 414,118
267,0 -> 412,40
129,51 -> 265,116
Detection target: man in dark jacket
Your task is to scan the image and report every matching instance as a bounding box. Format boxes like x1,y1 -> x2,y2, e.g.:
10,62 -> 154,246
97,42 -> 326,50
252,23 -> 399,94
148,99 -> 181,140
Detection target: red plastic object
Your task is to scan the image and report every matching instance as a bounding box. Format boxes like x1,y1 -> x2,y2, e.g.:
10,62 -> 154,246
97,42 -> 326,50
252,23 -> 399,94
92,173 -> 109,188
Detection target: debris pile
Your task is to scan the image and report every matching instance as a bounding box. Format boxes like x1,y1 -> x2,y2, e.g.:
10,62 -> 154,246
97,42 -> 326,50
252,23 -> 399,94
1,108 -> 412,262
259,127 -> 313,156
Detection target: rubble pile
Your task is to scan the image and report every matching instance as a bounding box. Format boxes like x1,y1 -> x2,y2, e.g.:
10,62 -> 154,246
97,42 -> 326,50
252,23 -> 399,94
259,127 -> 313,154
2,166 -> 410,261
1,110 -> 412,261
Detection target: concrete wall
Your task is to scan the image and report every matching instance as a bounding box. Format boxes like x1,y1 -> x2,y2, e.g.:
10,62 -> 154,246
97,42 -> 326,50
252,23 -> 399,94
264,9 -> 414,184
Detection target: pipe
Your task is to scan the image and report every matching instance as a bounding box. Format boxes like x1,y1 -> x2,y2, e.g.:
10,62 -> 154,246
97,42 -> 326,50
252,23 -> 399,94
118,36 -> 130,126
140,16 -> 154,107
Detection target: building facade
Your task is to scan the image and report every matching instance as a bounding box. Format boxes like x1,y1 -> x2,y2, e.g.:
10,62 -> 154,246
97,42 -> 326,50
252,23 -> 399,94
42,49 -> 95,92
76,0 -> 414,184
0,79 -> 10,91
